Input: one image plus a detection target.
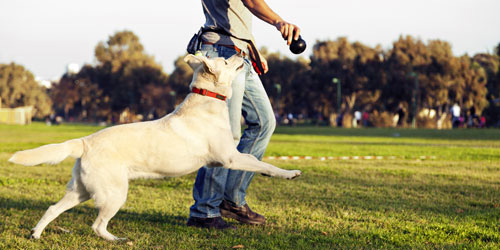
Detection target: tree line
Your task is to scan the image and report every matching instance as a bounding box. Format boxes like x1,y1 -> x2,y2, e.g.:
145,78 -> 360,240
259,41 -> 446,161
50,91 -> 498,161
1,30 -> 499,127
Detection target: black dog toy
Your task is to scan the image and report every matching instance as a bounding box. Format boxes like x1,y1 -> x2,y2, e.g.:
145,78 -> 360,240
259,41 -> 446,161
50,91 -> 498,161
289,34 -> 306,54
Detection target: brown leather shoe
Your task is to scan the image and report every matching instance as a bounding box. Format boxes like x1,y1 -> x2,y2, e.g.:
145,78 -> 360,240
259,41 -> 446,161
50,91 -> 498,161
219,200 -> 266,225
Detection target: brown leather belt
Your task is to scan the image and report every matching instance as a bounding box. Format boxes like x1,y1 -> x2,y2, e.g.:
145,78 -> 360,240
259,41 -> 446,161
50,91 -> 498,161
201,41 -> 247,57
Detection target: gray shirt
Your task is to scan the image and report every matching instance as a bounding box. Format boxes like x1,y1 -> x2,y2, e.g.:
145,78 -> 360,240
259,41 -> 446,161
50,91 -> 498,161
201,0 -> 254,53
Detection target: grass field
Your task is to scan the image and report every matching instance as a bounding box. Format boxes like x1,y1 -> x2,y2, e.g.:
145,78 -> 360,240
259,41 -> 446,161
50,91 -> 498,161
0,123 -> 499,249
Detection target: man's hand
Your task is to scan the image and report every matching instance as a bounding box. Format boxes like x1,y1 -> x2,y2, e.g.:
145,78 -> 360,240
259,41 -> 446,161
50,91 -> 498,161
248,43 -> 269,74
274,20 -> 301,45
242,0 -> 301,45
260,54 -> 269,73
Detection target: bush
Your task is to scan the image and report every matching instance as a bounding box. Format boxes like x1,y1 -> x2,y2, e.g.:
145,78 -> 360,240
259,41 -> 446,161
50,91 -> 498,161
417,116 -> 437,129
368,110 -> 394,128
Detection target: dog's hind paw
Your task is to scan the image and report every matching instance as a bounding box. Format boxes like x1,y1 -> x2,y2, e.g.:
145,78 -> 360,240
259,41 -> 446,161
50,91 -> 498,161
105,234 -> 127,241
287,170 -> 301,180
29,229 -> 41,240
29,234 -> 40,240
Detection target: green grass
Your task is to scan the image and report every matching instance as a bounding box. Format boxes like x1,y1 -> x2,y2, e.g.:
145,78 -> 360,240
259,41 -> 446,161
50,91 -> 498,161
0,123 -> 499,249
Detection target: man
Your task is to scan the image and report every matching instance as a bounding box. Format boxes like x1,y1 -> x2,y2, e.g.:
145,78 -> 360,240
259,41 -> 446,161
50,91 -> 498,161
187,0 -> 301,229
451,103 -> 461,128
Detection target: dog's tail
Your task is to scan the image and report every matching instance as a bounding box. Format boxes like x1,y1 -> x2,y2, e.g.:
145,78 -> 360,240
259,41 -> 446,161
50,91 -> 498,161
8,139 -> 84,166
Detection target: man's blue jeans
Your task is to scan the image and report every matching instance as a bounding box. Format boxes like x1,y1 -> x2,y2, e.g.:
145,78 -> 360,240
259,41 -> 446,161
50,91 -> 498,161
189,44 -> 276,218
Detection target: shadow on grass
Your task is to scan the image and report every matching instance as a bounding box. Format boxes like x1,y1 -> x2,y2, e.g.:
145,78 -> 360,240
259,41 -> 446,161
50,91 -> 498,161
0,196 -> 336,248
1,191 -> 498,248
0,196 -> 187,227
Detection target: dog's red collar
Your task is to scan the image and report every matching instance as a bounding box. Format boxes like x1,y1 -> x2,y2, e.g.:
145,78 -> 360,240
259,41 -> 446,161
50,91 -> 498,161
192,87 -> 226,101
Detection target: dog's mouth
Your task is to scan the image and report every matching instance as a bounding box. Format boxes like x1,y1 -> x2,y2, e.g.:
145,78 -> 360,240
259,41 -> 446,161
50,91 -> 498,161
236,63 -> 244,71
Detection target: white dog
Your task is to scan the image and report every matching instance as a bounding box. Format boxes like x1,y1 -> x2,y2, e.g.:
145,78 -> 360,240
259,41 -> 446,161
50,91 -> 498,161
8,54 -> 301,241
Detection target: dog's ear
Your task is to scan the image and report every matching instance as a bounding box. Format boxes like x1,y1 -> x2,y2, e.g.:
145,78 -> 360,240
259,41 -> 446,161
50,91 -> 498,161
184,54 -> 215,74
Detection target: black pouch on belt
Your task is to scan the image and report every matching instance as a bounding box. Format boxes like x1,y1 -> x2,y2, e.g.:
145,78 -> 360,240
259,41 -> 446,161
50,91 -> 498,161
187,28 -> 203,55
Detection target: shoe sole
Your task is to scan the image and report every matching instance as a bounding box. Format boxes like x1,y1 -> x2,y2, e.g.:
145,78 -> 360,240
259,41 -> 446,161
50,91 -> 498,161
220,209 -> 266,225
187,220 -> 236,230
187,223 -> 236,230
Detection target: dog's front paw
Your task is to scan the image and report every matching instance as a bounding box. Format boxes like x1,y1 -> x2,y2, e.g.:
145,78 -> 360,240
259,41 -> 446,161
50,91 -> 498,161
287,170 -> 301,180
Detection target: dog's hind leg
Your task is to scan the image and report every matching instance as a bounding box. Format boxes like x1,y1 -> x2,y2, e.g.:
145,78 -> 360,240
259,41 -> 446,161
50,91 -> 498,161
90,174 -> 128,241
226,153 -> 301,179
31,159 -> 90,239
91,191 -> 127,241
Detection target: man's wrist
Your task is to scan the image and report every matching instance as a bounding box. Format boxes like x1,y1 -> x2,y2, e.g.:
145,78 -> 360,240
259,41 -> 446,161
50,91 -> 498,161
273,19 -> 285,26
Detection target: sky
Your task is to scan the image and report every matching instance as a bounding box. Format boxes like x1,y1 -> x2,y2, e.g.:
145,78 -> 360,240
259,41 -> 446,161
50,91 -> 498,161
1,0 -> 499,81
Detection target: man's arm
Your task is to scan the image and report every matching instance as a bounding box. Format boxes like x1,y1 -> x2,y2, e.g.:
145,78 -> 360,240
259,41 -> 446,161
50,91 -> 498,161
242,0 -> 301,45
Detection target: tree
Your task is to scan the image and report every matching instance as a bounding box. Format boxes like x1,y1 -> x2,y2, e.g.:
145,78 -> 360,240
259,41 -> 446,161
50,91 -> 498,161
451,56 -> 488,113
474,48 -> 500,125
383,36 -> 486,126
51,30 -> 171,122
48,31 -> 498,127
473,53 -> 500,100
310,38 -> 383,117
94,30 -> 159,73
50,65 -> 105,121
94,30 -> 169,117
384,35 -> 431,118
0,63 -> 52,118
260,49 -> 311,117
165,55 -> 193,112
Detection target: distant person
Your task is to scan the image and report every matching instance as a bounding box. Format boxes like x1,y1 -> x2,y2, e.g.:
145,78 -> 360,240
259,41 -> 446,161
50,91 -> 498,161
392,113 -> 399,128
459,114 -> 465,128
336,112 -> 344,127
469,106 -> 479,127
479,116 -> 486,128
396,104 -> 405,126
451,103 -> 461,128
186,0 -> 302,230
354,110 -> 362,127
288,113 -> 294,126
362,111 -> 369,127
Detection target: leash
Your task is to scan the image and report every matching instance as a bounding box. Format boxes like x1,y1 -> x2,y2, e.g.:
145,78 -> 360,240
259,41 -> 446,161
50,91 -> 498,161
192,87 -> 226,101
187,27 -> 266,75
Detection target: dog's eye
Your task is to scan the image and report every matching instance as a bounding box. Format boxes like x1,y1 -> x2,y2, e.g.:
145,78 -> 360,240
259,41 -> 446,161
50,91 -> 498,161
236,63 -> 244,70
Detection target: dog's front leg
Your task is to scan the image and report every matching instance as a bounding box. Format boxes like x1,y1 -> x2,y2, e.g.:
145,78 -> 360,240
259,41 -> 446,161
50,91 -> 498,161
225,153 -> 301,179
